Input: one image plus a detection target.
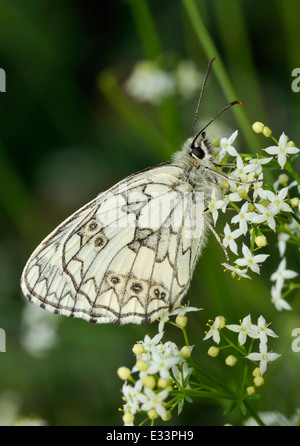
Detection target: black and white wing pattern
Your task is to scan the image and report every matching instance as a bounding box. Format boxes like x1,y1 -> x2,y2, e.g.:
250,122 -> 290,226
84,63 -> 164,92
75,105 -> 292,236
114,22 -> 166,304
21,164 -> 206,324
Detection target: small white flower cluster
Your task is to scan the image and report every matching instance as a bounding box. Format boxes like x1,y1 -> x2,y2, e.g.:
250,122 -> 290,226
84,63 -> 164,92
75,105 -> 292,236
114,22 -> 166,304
119,330 -> 193,425
204,314 -> 280,376
208,128 -> 300,310
125,60 -> 202,105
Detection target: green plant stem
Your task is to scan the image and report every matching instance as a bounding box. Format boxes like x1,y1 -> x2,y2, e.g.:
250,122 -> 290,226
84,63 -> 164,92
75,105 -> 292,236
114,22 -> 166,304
128,0 -> 162,60
243,400 -> 266,426
285,162 -> 300,185
181,0 -> 258,152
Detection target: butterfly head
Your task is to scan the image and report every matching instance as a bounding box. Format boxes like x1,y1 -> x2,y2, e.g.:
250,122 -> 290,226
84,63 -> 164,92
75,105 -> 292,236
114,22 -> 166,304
190,131 -> 213,164
173,133 -> 214,172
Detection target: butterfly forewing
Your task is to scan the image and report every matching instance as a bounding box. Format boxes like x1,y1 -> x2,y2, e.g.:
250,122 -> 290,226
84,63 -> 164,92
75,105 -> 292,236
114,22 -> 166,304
21,163 -> 206,324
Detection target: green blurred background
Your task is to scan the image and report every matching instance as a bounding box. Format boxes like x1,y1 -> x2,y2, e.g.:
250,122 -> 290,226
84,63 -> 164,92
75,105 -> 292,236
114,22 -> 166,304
0,0 -> 300,426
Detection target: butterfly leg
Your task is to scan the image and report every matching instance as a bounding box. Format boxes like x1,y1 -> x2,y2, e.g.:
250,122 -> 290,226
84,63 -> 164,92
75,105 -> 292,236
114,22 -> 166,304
205,166 -> 263,186
205,217 -> 230,264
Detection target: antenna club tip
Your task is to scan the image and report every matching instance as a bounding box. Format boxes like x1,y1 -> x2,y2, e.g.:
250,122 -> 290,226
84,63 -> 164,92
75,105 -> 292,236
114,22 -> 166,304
235,100 -> 244,106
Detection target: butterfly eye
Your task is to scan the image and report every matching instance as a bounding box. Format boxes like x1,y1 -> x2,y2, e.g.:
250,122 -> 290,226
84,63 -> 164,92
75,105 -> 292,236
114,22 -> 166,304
191,145 -> 205,160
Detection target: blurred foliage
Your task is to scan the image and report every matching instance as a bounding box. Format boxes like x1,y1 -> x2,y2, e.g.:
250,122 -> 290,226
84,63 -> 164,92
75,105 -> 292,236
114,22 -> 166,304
0,0 -> 300,426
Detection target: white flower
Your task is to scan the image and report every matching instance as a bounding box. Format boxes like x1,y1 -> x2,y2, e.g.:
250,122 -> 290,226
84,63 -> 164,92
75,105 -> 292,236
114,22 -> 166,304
231,202 -> 252,235
138,332 -> 164,354
248,156 -> 273,175
139,387 -> 169,419
216,131 -> 239,162
158,304 -> 201,332
278,233 -> 290,257
146,351 -> 180,379
252,173 -> 265,200
207,189 -> 226,225
270,257 -> 298,290
226,315 -> 259,345
231,156 -> 257,181
122,380 -> 143,415
224,191 -> 243,203
235,244 -> 269,274
259,187 -> 293,214
203,316 -> 225,344
255,316 -> 278,344
250,203 -> 277,231
223,223 -> 242,255
171,304 -> 202,317
157,312 -> 171,334
222,263 -> 251,279
246,343 -> 281,376
263,132 -> 300,169
125,61 -> 175,105
271,285 -> 292,311
172,362 -> 193,388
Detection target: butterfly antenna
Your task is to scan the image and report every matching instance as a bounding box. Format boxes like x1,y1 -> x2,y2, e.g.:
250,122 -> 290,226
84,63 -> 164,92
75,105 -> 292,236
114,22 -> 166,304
192,100 -> 243,147
191,57 -> 216,137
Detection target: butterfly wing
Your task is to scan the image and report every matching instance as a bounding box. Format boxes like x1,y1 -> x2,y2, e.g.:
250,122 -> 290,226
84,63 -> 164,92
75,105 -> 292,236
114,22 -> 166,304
21,163 -> 206,324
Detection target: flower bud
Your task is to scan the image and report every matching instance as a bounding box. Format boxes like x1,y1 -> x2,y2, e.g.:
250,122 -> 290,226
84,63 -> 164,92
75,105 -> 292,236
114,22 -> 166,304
158,378 -> 172,389
148,409 -> 158,420
117,367 -> 131,380
254,376 -> 265,387
246,386 -> 256,396
252,367 -> 261,377
180,346 -> 192,359
142,375 -> 156,389
132,343 -> 144,355
252,122 -> 264,133
290,197 -> 299,208
216,315 -> 226,329
208,346 -> 219,357
225,355 -> 237,366
175,315 -> 188,327
123,412 -> 134,424
262,126 -> 272,137
278,173 -> 289,186
135,360 -> 148,371
255,235 -> 267,247
161,410 -> 172,421
287,140 -> 295,147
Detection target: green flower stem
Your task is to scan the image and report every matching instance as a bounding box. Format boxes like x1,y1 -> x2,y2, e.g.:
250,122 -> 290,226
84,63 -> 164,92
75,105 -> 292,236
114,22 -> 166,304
269,135 -> 279,145
243,400 -> 266,426
184,389 -> 242,401
221,332 -> 247,355
285,162 -> 300,185
192,364 -> 233,394
281,283 -> 300,300
128,0 -> 162,61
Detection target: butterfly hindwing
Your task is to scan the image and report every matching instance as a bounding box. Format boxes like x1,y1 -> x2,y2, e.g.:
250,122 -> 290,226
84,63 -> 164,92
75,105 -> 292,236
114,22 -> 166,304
21,163 -> 205,324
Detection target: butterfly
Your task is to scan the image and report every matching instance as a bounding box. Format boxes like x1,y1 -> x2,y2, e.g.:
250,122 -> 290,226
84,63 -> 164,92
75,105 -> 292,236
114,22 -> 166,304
20,58 -> 242,325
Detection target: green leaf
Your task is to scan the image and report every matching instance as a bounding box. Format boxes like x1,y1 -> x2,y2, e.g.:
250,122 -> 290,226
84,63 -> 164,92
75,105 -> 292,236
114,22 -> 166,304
177,397 -> 185,415
223,401 -> 237,416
